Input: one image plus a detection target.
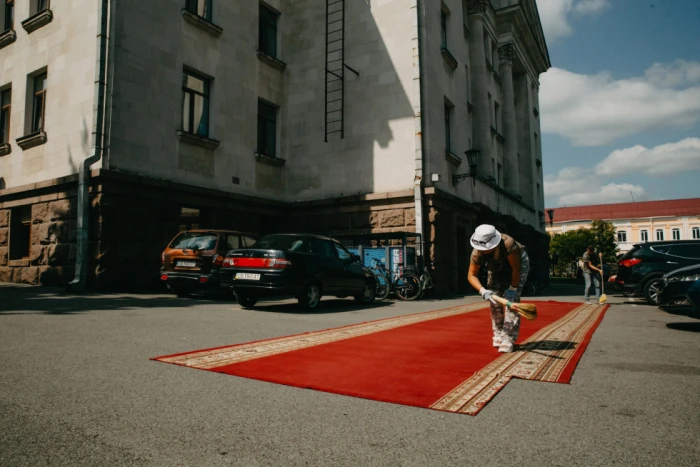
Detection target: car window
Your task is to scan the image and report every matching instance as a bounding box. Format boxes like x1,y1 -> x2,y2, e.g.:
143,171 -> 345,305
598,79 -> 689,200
169,232 -> 217,250
334,243 -> 352,260
669,244 -> 700,259
649,245 -> 671,254
243,235 -> 258,247
225,235 -> 240,251
312,239 -> 336,258
253,235 -> 311,252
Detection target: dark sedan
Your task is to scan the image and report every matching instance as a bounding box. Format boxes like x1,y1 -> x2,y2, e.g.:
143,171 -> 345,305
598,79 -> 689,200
658,263 -> 700,307
219,233 -> 376,310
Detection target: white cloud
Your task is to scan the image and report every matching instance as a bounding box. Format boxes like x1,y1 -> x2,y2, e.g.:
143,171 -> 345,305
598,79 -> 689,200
545,167 -> 648,207
540,64 -> 700,146
536,0 -> 610,42
596,138 -> 700,177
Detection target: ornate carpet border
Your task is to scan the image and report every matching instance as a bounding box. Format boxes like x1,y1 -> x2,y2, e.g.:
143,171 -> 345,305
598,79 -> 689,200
430,303 -> 608,415
154,302 -> 488,369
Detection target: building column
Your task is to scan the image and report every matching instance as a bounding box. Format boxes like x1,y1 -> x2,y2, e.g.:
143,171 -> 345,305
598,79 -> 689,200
468,17 -> 493,178
498,43 -> 519,196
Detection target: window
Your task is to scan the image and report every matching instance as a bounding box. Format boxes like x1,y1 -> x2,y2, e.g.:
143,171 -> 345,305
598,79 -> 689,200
693,227 -> 700,239
243,235 -> 258,248
672,228 -> 680,240
9,205 -> 31,260
334,243 -> 352,261
37,0 -> 49,12
185,0 -> 211,21
224,235 -> 241,251
444,103 -> 452,152
617,231 -> 627,242
440,10 -> 447,48
497,163 -> 502,186
494,102 -> 500,131
31,73 -> 46,133
181,70 -> 210,137
259,5 -> 279,58
4,0 -> 13,31
640,230 -> 648,242
1,87 -> 10,144
179,206 -> 200,231
257,100 -> 277,157
655,229 -> 664,241
465,65 -> 470,102
669,245 -> 700,260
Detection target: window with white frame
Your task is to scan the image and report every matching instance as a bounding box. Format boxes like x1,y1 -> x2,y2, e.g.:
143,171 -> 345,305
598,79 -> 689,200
672,228 -> 681,240
640,230 -> 649,242
3,0 -> 14,31
655,229 -> 664,241
181,69 -> 210,137
693,227 -> 700,239
0,87 -> 10,144
617,231 -> 627,242
185,0 -> 212,21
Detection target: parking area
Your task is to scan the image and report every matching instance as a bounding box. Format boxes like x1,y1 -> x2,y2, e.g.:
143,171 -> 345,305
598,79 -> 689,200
1,283 -> 699,466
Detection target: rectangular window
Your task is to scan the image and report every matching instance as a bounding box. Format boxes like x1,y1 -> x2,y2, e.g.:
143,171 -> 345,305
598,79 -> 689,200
640,230 -> 648,242
465,65 -> 470,102
1,87 -> 10,144
31,73 -> 46,133
497,163 -> 503,186
4,0 -> 14,31
672,228 -> 680,240
181,70 -> 210,137
617,231 -> 627,242
9,205 -> 31,260
655,229 -> 664,241
257,100 -> 277,157
444,103 -> 451,152
494,102 -> 500,131
185,0 -> 211,21
693,227 -> 700,239
179,206 -> 200,231
259,5 -> 279,58
440,10 -> 447,48
37,0 -> 48,12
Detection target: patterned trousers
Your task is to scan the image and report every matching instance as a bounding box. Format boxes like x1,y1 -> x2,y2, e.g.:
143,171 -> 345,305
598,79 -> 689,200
489,251 -> 530,345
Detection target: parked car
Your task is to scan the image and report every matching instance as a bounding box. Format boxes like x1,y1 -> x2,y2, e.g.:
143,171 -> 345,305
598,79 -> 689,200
160,230 -> 259,297
615,240 -> 700,305
657,263 -> 700,306
219,233 -> 376,310
686,279 -> 700,311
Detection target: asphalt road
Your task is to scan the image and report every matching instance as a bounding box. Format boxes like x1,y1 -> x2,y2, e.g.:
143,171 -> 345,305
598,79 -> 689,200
1,283 -> 699,467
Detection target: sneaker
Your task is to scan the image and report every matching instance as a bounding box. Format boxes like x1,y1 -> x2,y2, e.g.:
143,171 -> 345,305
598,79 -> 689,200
498,342 -> 514,353
584,301 -> 591,305
492,335 -> 502,347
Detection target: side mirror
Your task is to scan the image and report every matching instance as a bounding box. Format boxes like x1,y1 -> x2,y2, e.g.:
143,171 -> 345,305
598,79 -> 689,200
351,254 -> 361,263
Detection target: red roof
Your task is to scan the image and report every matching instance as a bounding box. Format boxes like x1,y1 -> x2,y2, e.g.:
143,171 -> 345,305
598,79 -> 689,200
547,198 -> 700,223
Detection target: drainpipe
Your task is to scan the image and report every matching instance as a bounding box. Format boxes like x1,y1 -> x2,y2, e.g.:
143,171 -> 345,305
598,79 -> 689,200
69,0 -> 109,292
413,0 -> 427,261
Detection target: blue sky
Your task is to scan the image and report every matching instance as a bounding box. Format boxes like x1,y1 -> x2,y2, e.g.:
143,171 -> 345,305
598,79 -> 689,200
536,0 -> 700,207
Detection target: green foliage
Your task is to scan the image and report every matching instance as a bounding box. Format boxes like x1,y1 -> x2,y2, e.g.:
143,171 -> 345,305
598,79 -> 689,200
549,220 -> 619,275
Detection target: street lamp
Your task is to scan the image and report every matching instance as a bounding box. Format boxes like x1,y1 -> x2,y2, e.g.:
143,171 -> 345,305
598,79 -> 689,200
547,209 -> 554,228
452,149 -> 480,186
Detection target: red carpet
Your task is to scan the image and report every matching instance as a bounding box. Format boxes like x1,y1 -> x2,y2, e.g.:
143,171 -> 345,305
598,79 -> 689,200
153,301 -> 608,415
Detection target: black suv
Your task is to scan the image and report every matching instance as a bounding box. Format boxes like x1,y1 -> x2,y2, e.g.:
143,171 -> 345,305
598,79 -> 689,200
616,240 -> 700,305
219,233 -> 377,310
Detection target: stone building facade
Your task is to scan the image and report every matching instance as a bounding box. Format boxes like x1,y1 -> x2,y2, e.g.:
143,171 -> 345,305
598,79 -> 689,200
0,0 -> 550,293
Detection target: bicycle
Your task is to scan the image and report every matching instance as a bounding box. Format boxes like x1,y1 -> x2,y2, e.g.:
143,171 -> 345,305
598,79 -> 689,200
393,260 -> 434,301
369,258 -> 391,301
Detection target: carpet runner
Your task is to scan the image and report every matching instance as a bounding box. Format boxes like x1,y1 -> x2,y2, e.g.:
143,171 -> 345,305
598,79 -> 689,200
152,301 -> 608,415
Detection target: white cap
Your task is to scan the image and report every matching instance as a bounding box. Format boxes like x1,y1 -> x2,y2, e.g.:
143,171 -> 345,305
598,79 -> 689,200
470,224 -> 502,251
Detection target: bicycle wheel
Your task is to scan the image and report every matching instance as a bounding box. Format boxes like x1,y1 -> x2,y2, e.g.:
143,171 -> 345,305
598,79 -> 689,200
394,273 -> 422,300
374,273 -> 391,301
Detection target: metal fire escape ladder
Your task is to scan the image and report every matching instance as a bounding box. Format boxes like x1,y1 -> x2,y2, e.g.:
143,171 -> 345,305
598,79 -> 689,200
325,0 -> 359,142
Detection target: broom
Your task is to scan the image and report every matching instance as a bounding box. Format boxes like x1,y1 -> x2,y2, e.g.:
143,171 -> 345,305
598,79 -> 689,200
598,252 -> 607,304
491,295 -> 537,320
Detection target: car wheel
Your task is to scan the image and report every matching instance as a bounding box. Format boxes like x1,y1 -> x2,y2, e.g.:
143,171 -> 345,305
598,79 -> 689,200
354,281 -> 376,304
236,292 -> 258,309
643,277 -> 663,305
298,283 -> 322,310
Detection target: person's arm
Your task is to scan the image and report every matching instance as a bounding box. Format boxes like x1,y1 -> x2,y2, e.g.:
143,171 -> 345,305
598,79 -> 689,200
585,258 -> 601,274
468,262 -> 483,292
507,249 -> 522,288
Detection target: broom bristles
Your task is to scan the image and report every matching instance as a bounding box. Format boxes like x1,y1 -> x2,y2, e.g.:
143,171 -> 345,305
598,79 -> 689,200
513,302 -> 537,313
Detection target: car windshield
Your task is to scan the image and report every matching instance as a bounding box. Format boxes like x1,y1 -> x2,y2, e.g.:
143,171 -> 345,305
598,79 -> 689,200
251,235 -> 312,253
169,232 -> 217,250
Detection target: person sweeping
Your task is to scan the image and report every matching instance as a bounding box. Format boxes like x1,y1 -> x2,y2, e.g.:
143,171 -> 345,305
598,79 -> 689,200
467,224 -> 530,353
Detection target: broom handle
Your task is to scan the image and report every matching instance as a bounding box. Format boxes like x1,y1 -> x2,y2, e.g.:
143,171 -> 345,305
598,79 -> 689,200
491,294 -> 526,313
599,253 -> 605,295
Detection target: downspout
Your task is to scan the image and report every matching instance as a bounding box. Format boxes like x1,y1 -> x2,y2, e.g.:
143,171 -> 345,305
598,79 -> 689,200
413,0 -> 427,260
69,0 -> 109,291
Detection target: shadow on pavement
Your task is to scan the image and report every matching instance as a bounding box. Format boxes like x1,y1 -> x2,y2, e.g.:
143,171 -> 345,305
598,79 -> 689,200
659,305 -> 700,320
238,298 -> 395,315
666,322 -> 700,333
0,284 -> 231,315
517,340 -> 577,360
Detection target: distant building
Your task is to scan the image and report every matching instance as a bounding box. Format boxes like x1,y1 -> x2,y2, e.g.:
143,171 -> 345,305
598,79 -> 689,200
1,0 -> 550,292
546,199 -> 700,254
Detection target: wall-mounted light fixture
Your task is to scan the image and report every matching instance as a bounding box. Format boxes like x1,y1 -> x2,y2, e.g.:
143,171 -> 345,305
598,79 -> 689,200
452,149 -> 480,186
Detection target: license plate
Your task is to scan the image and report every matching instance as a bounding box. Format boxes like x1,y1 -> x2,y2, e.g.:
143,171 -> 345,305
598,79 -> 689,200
177,261 -> 197,268
235,273 -> 261,280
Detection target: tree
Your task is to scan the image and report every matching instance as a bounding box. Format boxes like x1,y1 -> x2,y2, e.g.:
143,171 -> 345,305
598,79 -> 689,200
549,220 -> 618,276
